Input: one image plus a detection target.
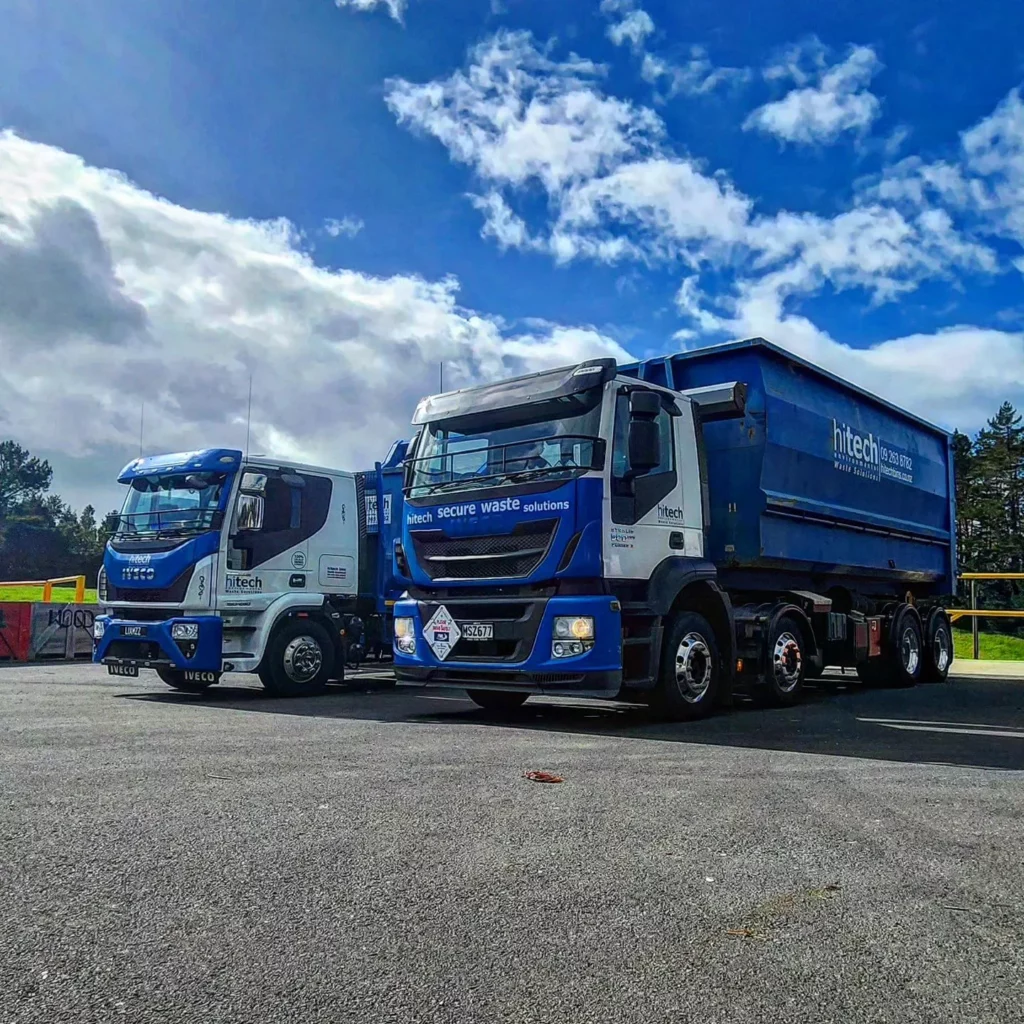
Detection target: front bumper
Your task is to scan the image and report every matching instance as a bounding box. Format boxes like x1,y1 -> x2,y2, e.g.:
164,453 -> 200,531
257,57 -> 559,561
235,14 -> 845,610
393,593 -> 622,697
92,615 -> 224,673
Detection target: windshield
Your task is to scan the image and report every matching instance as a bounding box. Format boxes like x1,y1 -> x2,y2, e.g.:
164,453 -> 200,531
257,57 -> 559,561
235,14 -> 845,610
407,390 -> 603,498
114,472 -> 228,540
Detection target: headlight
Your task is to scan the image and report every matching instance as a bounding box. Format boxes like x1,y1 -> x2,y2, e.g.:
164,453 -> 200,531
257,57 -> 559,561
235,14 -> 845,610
93,618 -> 107,639
553,616 -> 594,640
97,566 -> 108,603
396,637 -> 416,655
171,622 -> 200,641
394,617 -> 415,639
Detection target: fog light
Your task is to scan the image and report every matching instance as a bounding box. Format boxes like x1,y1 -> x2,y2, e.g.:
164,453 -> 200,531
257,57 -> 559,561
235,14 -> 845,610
552,639 -> 586,659
396,637 -> 416,655
93,618 -> 107,639
394,617 -> 415,640
171,622 -> 200,641
553,616 -> 594,640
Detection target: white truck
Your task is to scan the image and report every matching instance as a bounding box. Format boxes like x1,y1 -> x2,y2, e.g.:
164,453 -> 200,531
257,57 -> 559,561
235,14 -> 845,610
93,444 -> 405,695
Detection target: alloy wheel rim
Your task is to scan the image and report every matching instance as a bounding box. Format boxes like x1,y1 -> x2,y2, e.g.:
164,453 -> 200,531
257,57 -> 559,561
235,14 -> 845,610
675,632 -> 712,703
772,631 -> 803,693
901,625 -> 921,675
283,636 -> 324,683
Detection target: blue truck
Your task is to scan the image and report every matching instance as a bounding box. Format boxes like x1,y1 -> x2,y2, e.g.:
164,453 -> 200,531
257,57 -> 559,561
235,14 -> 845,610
391,337 -> 955,717
93,442 -> 407,694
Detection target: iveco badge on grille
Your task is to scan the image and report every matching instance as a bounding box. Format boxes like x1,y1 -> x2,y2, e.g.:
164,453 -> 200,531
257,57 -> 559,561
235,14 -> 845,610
424,605 -> 461,661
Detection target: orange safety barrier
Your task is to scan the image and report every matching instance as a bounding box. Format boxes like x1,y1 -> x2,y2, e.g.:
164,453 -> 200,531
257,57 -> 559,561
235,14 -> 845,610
0,575 -> 87,603
955,573 -> 1024,659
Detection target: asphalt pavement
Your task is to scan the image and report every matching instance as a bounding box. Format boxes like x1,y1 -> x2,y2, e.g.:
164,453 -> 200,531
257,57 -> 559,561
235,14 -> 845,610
2,662 -> 1023,1024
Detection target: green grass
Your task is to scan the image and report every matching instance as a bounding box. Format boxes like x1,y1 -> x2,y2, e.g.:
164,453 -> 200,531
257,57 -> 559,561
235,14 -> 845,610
953,627 -> 1024,661
0,585 -> 98,604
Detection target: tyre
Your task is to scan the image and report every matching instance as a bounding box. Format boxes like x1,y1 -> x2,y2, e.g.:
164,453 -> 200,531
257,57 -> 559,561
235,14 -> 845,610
156,667 -> 219,693
922,608 -> 953,683
466,690 -> 529,712
653,611 -> 723,720
888,604 -> 924,688
756,614 -> 806,707
258,619 -> 334,697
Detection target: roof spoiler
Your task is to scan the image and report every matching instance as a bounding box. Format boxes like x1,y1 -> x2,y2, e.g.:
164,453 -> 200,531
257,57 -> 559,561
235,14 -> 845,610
682,382 -> 747,421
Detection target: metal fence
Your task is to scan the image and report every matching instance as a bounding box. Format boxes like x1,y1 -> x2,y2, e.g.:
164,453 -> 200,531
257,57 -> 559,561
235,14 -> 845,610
951,573 -> 1024,659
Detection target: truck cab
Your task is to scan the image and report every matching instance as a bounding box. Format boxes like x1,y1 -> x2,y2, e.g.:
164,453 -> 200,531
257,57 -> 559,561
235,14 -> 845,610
392,342 -> 954,717
94,443 -> 406,695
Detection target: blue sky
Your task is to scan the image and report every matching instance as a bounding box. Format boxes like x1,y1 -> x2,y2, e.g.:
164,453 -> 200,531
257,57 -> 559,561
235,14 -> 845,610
0,0 -> 1022,510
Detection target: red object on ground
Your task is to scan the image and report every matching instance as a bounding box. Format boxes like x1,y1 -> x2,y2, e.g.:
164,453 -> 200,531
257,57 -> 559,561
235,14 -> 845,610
0,604 -> 32,662
522,770 -> 564,784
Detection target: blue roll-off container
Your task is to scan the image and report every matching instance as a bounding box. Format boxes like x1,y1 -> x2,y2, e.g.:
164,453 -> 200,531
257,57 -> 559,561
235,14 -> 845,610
619,338 -> 956,597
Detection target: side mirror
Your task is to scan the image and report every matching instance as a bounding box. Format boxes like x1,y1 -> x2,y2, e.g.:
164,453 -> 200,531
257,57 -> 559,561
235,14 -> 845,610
236,493 -> 264,532
628,420 -> 661,474
240,471 -> 267,496
627,390 -> 662,475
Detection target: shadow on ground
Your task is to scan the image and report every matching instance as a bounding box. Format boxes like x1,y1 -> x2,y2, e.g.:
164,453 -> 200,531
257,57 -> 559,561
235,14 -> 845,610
116,669 -> 1024,772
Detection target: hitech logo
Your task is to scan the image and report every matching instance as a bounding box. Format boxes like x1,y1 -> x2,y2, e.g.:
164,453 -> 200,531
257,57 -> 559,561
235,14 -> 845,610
832,419 -> 881,480
226,575 -> 263,593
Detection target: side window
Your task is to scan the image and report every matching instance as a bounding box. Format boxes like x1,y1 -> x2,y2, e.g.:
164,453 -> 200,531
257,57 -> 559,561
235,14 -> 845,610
611,390 -> 678,525
232,472 -> 333,569
261,475 -> 300,533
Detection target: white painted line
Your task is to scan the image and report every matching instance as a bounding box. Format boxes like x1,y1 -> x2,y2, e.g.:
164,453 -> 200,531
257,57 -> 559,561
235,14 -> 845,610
860,717 -> 1022,730
859,719 -> 1024,739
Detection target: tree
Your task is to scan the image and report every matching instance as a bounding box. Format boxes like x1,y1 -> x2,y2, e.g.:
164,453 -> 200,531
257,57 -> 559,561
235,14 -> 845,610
0,441 -> 52,518
954,403 -> 1024,630
0,440 -> 106,585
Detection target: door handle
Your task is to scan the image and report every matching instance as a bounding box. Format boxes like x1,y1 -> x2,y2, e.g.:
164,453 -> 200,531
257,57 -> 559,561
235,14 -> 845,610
669,531 -> 685,550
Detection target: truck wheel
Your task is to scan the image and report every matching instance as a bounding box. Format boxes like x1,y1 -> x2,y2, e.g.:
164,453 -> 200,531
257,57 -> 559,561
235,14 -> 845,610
258,619 -> 333,697
156,668 -> 219,693
654,611 -> 722,720
889,605 -> 924,688
757,614 -> 806,707
466,690 -> 529,712
921,608 -> 953,683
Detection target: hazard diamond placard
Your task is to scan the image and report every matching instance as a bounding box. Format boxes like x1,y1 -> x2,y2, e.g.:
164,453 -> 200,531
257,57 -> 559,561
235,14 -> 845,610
423,605 -> 461,661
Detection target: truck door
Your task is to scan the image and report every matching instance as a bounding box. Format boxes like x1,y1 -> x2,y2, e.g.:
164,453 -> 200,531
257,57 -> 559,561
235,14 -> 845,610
604,387 -> 704,581
225,470 -> 333,607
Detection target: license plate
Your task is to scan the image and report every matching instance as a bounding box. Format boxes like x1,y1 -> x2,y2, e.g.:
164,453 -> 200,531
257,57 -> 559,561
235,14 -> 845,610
121,625 -> 146,637
462,622 -> 494,641
107,664 -> 139,677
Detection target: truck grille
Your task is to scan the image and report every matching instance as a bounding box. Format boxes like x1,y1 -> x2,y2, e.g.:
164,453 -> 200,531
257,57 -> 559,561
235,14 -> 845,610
411,520 -> 557,580
108,566 -> 195,604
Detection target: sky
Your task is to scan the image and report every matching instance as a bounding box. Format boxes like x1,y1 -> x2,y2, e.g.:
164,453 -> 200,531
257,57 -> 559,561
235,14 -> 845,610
0,0 -> 1022,514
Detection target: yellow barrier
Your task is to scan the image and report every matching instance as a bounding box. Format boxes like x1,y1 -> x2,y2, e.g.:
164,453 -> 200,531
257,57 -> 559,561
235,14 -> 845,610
956,573 -> 1024,659
0,575 -> 87,604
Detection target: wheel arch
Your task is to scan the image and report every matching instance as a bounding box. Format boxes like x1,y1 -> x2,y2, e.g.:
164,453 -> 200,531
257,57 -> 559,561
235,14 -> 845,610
256,604 -> 341,677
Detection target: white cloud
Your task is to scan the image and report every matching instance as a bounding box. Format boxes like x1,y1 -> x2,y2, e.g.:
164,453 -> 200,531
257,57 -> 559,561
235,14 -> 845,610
323,215 -> 365,238
0,131 -> 630,475
334,0 -> 406,24
386,32 -> 750,265
962,87 -> 1024,248
744,42 -> 882,144
864,86 -> 1024,265
605,8 -> 655,50
641,50 -> 749,99
386,31 -> 660,192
